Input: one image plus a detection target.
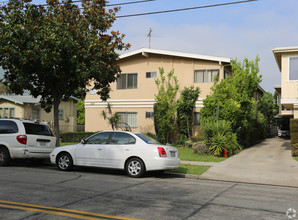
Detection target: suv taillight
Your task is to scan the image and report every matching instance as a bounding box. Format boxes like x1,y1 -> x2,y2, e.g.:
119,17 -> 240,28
158,147 -> 167,157
17,135 -> 27,145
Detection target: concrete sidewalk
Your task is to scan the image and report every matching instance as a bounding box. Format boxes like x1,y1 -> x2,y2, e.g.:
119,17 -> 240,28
195,138 -> 298,187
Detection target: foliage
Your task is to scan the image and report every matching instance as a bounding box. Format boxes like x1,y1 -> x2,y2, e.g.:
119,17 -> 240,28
209,133 -> 227,156
154,68 -> 179,144
76,99 -> 85,125
0,0 -> 130,145
0,83 -> 12,95
201,118 -> 241,156
177,86 -> 200,139
191,142 -> 209,155
258,92 -> 279,135
60,132 -> 97,143
200,56 -> 264,147
101,103 -> 120,130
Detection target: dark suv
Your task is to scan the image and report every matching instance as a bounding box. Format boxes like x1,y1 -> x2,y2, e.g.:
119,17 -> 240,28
0,119 -> 56,166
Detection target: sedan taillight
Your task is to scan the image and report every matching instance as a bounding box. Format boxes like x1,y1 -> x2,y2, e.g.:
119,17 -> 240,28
17,135 -> 27,145
158,147 -> 167,157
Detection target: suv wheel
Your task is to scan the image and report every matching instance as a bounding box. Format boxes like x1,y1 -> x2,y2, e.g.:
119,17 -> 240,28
0,147 -> 11,166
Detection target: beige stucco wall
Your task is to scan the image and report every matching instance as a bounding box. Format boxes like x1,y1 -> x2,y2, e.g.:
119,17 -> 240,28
85,53 -> 229,132
280,52 -> 298,100
40,99 -> 78,132
0,101 -> 24,118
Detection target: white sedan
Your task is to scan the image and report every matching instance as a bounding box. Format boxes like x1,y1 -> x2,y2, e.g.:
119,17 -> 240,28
50,131 -> 180,177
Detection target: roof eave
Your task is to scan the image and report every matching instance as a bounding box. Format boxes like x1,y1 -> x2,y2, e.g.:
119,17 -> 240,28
119,48 -> 231,63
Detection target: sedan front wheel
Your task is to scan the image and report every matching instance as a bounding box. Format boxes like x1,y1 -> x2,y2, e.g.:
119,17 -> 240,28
125,158 -> 145,178
57,153 -> 73,171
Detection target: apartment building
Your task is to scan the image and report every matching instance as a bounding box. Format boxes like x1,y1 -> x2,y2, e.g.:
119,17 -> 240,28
273,46 -> 298,119
85,48 -> 233,133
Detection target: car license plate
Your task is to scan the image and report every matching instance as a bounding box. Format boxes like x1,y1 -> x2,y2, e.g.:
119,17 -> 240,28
170,151 -> 176,157
39,141 -> 46,146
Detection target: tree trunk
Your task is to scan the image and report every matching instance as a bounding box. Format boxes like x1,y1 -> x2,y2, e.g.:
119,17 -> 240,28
53,96 -> 61,147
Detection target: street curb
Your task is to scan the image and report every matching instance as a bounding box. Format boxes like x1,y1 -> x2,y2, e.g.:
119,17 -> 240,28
165,172 -> 200,179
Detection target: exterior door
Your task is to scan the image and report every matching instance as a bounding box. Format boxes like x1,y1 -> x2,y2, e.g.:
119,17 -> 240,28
105,132 -> 136,169
75,132 -> 112,167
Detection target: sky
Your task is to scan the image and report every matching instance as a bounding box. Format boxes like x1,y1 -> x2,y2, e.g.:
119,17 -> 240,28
105,0 -> 298,93
6,0 -> 297,93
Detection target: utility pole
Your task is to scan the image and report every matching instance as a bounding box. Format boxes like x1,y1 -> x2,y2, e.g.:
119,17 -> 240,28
147,27 -> 152,48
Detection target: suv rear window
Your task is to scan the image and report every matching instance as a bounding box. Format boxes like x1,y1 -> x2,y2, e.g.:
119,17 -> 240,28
23,123 -> 53,136
0,120 -> 19,134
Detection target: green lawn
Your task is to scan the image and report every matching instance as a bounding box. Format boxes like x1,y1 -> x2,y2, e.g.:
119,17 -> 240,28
294,157 -> 298,162
177,146 -> 226,162
61,142 -> 78,146
169,164 -> 211,176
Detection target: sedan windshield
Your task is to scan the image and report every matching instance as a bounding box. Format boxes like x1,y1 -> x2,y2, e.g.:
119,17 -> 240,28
135,133 -> 159,144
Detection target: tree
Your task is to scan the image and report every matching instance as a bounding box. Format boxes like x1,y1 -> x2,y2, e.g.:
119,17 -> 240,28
154,68 -> 179,144
0,0 -> 130,145
101,103 -> 120,131
201,56 -> 263,147
177,86 -> 200,139
258,92 -> 279,135
76,99 -> 85,125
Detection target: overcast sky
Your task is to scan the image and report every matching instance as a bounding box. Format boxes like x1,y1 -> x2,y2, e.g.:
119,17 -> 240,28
108,0 -> 298,93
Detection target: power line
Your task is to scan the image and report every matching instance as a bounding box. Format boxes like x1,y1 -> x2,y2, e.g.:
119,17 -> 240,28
116,0 -> 258,18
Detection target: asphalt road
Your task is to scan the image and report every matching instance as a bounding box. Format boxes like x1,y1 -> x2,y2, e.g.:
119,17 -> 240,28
0,162 -> 297,220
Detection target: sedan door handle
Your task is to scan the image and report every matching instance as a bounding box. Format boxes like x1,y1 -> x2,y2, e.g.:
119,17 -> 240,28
125,149 -> 130,151
97,149 -> 102,151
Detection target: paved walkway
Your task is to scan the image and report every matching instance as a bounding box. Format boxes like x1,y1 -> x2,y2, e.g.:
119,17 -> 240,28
184,138 -> 298,187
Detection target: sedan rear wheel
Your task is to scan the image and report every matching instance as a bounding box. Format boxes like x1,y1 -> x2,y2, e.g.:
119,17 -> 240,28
126,158 -> 145,178
57,153 -> 73,171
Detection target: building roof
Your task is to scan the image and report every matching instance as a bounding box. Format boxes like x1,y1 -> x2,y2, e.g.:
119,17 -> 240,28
119,48 -> 231,64
0,95 -> 41,105
0,95 -> 79,105
272,46 -> 298,71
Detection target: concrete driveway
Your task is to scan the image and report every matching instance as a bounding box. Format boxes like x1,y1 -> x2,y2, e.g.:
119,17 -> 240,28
199,138 -> 298,187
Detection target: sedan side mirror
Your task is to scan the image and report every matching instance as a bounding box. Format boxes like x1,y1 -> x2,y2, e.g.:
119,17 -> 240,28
81,139 -> 86,144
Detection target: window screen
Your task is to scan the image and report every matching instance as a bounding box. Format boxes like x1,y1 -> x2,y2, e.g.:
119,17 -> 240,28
289,57 -> 298,81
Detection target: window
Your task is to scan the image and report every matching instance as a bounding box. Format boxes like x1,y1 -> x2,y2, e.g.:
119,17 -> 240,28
117,73 -> 138,89
32,108 -> 40,120
0,107 -> 15,118
224,70 -> 229,79
23,123 -> 53,136
85,132 -> 112,144
117,112 -> 138,128
0,120 -> 18,134
289,57 -> 298,81
194,69 -> 219,83
194,112 -> 201,125
145,112 -> 154,118
146,72 -> 157,78
58,109 -> 64,120
109,132 -> 136,145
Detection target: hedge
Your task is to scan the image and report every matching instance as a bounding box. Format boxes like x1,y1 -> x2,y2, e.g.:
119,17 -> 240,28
60,132 -> 97,143
290,119 -> 298,144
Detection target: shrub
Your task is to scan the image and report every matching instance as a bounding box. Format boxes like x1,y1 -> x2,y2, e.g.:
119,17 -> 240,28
192,142 -> 209,155
60,132 -> 97,143
201,118 -> 241,156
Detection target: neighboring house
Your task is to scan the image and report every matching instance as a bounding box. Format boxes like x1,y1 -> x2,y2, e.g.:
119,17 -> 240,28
85,48 -> 233,133
273,46 -> 298,119
0,95 -> 79,132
